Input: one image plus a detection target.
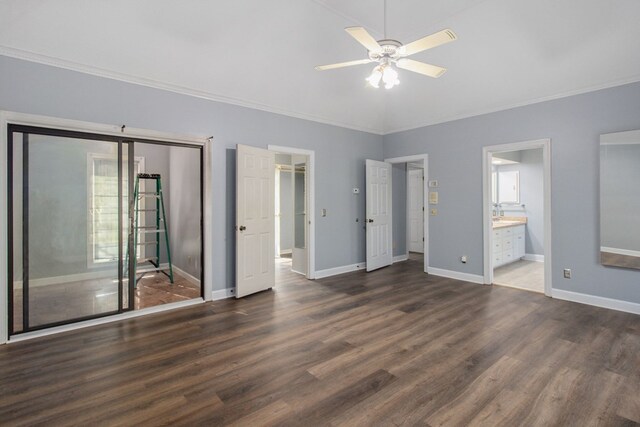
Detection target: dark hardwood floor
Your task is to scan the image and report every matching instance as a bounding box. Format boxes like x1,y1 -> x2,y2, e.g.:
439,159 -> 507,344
1,256 -> 639,426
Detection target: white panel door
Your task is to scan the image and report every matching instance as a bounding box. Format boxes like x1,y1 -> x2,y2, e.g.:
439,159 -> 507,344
408,168 -> 424,253
236,144 -> 275,298
366,159 -> 393,272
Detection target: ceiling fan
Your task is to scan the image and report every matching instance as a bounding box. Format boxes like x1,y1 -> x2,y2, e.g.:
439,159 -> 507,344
315,6 -> 457,89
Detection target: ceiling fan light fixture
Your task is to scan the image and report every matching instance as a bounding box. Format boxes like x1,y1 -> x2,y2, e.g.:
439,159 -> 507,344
315,2 -> 456,87
382,65 -> 399,89
366,65 -> 384,88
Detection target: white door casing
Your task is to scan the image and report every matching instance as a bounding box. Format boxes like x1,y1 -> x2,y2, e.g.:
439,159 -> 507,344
236,144 -> 275,298
366,159 -> 393,272
408,168 -> 424,253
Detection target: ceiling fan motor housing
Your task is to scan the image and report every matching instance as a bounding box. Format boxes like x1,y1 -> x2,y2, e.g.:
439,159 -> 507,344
368,39 -> 403,62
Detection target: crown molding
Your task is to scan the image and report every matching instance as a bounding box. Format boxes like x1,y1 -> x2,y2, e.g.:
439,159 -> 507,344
0,46 -> 385,136
384,75 -> 640,135
3,46 -> 639,137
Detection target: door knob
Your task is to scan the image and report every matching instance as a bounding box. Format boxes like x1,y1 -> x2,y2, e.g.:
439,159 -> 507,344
239,225 -> 246,231
368,219 -> 374,223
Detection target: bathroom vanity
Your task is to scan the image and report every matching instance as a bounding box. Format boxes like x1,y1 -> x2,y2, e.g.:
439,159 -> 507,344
492,217 -> 526,267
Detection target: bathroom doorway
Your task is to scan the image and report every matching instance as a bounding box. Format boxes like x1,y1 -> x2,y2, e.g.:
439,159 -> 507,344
482,139 -> 552,295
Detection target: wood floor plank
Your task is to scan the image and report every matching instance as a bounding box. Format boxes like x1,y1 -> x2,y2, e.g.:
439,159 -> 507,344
1,255 -> 639,425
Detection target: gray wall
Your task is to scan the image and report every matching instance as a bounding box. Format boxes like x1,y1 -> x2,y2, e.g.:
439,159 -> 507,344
0,56 -> 383,292
169,145 -> 202,279
392,163 -> 407,257
384,80 -> 640,304
600,143 -> 640,251
26,136 -> 116,279
495,148 -> 544,255
11,136 -> 173,280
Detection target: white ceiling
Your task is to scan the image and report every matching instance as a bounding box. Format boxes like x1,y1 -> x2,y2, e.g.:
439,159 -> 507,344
1,0 -> 639,134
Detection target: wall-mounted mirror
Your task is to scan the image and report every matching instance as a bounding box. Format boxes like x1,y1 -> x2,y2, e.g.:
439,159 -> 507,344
600,129 -> 640,270
497,170 -> 520,204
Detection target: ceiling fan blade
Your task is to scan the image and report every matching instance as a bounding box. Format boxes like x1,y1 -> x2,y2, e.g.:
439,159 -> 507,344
315,59 -> 372,71
345,27 -> 381,52
401,29 -> 457,56
396,59 -> 447,78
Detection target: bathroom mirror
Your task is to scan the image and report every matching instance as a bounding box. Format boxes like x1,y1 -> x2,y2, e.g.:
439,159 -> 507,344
600,129 -> 640,270
498,170 -> 520,204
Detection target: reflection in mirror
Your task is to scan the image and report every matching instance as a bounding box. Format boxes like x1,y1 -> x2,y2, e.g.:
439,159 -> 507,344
498,171 -> 520,204
600,129 -> 640,270
294,163 -> 306,249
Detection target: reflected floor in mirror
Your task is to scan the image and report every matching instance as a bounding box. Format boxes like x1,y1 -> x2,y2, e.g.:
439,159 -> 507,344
13,271 -> 201,332
601,252 -> 640,270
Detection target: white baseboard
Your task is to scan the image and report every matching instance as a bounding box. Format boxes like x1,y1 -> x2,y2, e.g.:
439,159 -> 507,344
524,254 -> 545,262
426,267 -> 484,284
315,262 -> 367,279
212,288 -> 235,301
14,269 -> 118,289
14,263 -> 175,289
172,266 -> 201,286
393,254 -> 409,263
551,289 -> 640,315
600,247 -> 640,257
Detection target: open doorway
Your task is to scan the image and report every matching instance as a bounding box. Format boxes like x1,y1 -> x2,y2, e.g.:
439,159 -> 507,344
270,145 -> 315,283
384,154 -> 429,272
483,139 -> 552,295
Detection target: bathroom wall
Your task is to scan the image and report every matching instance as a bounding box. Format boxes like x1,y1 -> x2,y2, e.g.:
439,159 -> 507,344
495,148 -> 544,256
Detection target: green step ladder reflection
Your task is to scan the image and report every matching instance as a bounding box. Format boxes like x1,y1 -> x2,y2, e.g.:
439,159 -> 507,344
125,173 -> 174,286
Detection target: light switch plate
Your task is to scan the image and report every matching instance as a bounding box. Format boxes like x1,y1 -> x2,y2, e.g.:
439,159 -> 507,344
429,191 -> 439,205
321,208 -> 327,217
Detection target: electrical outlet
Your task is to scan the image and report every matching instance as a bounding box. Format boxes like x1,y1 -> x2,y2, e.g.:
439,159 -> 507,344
460,255 -> 468,263
563,268 -> 572,279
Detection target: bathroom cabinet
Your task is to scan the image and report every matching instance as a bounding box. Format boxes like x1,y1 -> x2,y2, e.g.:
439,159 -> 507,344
492,224 -> 525,267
